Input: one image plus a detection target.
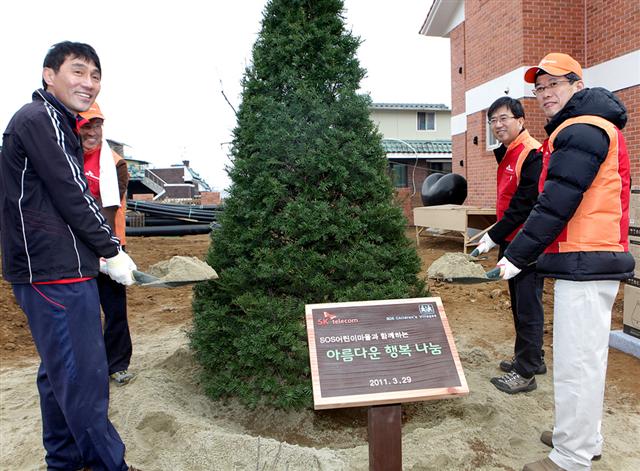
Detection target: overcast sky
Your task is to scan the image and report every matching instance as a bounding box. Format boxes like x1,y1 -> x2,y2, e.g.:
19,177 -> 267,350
0,0 -> 450,192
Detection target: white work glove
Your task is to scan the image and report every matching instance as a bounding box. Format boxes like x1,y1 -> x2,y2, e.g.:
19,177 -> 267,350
105,250 -> 137,286
472,233 -> 498,256
496,256 -> 521,280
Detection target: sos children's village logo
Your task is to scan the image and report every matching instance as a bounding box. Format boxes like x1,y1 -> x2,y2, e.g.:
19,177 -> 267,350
317,311 -> 360,327
419,303 -> 435,315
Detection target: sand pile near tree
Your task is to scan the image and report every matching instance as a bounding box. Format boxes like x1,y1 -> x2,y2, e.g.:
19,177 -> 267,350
147,256 -> 218,283
427,252 -> 487,280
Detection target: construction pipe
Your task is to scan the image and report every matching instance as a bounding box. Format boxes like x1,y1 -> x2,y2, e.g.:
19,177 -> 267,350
126,224 -> 218,237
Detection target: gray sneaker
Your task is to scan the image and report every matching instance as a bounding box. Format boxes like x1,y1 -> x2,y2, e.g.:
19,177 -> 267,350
491,371 -> 536,394
110,370 -> 136,385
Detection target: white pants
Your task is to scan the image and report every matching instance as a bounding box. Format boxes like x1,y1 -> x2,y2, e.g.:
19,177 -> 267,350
549,279 -> 619,471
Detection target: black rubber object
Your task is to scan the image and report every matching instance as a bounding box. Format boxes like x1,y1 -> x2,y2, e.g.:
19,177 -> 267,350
421,173 -> 468,206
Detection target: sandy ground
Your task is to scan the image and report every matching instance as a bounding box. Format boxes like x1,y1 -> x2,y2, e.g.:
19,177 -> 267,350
1,232 -> 639,471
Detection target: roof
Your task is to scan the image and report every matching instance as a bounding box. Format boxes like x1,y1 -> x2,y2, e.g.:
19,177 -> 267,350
382,139 -> 451,154
419,0 -> 464,38
370,103 -> 450,111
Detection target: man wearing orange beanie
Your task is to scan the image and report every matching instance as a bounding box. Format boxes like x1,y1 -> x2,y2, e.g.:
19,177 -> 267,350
495,53 -> 633,471
79,102 -> 135,386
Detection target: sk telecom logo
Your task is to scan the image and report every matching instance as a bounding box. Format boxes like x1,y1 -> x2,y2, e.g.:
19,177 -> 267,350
317,311 -> 336,326
317,311 -> 359,327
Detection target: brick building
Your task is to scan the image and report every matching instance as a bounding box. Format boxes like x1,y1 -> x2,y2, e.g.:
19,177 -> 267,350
420,0 -> 639,207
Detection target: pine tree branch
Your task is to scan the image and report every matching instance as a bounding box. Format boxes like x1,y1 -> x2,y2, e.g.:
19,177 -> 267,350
220,79 -> 237,115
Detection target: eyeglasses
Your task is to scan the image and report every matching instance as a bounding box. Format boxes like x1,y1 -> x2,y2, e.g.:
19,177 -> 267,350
488,115 -> 516,126
532,80 -> 572,96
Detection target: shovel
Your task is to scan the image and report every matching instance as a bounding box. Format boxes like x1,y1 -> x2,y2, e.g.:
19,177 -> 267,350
442,267 -> 502,285
132,269 -> 213,288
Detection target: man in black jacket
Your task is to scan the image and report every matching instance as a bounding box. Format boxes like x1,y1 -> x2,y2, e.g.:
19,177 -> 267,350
0,41 -> 139,471
494,53 -> 633,471
473,96 -> 545,394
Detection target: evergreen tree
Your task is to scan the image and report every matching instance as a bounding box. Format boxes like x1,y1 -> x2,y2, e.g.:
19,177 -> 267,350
191,0 -> 426,409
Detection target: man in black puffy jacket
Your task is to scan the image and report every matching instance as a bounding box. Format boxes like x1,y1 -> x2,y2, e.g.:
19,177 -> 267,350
495,53 -> 633,471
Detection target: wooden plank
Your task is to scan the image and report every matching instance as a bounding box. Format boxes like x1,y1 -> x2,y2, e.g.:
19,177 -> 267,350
413,205 -> 496,252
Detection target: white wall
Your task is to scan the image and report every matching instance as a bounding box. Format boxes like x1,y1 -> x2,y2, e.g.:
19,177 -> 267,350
370,109 -> 451,140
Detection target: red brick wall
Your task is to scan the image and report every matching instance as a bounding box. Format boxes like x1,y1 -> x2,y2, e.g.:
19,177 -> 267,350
522,98 -> 547,146
394,162 -> 451,225
153,168 -> 184,183
200,191 -> 222,205
522,1 -> 584,65
464,111 -> 496,207
586,0 -> 640,67
450,23 -> 466,116
465,0 -> 524,90
165,186 -> 195,199
395,188 -> 414,225
618,87 -> 640,183
451,0 -> 639,203
450,21 -> 468,200
452,133 -> 466,179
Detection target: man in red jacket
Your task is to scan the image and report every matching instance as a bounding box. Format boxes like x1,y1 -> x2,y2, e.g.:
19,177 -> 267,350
474,96 -> 545,394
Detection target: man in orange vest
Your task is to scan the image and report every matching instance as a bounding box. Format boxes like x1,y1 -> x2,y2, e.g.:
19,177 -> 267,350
79,102 -> 135,386
473,96 -> 545,394
495,53 -> 633,471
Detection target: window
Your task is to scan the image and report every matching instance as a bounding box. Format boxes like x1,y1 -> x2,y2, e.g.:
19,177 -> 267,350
389,163 -> 408,188
486,111 -> 499,150
417,111 -> 435,131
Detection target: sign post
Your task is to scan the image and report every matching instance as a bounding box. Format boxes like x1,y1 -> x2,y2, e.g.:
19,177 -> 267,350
368,403 -> 402,471
305,297 -> 468,469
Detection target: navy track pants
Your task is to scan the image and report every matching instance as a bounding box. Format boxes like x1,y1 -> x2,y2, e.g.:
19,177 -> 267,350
12,280 -> 128,471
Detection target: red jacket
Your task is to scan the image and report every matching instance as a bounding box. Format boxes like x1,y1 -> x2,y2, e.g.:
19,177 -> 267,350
488,130 -> 541,244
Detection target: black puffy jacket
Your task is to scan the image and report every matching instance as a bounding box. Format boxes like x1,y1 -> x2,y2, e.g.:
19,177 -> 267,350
505,88 -> 634,281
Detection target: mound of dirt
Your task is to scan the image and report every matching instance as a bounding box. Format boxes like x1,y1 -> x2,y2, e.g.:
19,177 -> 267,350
427,252 -> 487,280
147,255 -> 218,282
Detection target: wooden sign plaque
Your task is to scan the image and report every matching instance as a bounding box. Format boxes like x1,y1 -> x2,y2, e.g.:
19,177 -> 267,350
305,297 -> 468,409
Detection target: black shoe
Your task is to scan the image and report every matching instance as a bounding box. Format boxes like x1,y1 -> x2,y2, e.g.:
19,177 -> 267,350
499,357 -> 547,375
491,371 -> 537,394
540,431 -> 601,461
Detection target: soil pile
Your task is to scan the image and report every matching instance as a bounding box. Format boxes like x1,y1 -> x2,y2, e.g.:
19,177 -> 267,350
147,255 -> 218,283
427,252 -> 487,280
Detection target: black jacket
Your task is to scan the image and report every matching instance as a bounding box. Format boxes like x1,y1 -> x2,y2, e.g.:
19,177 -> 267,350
0,90 -> 120,283
505,87 -> 634,281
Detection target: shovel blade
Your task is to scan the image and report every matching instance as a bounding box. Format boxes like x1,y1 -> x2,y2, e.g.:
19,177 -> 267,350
439,267 -> 502,285
132,269 -> 213,288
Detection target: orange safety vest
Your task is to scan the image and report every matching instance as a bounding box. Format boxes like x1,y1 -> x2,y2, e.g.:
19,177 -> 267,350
541,115 -> 630,253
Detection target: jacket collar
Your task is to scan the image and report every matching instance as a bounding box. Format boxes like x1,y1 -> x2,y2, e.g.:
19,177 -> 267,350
506,129 -> 531,153
32,89 -> 78,131
543,87 -> 627,135
493,128 -> 529,162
